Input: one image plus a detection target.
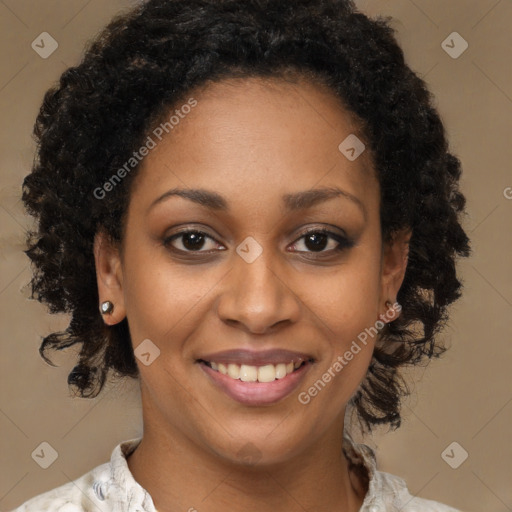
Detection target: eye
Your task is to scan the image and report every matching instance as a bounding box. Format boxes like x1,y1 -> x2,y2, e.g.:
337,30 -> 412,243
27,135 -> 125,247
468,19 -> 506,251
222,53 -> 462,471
289,228 -> 354,254
163,227 -> 354,256
164,229 -> 223,253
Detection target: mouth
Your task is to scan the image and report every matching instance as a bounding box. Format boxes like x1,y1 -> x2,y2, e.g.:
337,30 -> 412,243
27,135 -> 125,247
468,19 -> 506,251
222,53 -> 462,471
196,350 -> 315,406
198,359 -> 309,383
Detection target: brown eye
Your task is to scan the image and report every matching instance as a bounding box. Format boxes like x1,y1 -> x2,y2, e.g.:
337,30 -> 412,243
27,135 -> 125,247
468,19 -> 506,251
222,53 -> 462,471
301,232 -> 331,252
290,229 -> 355,254
164,230 -> 220,253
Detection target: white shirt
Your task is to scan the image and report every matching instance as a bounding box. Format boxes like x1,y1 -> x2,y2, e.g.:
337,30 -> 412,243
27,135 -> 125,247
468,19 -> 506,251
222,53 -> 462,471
11,434 -> 461,511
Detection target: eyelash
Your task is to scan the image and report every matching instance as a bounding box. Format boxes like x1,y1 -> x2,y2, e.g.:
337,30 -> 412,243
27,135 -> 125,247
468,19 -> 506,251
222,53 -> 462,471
163,227 -> 355,258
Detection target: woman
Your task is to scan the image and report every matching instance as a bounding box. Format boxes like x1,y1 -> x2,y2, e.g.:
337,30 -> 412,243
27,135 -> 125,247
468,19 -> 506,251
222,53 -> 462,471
14,0 -> 470,510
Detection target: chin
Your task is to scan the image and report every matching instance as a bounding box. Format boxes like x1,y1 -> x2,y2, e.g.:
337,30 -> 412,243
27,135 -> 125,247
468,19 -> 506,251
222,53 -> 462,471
200,423 -> 313,468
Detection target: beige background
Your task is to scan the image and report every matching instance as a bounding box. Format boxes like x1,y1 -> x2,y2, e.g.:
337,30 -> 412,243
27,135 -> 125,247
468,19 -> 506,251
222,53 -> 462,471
1,1 -> 511,511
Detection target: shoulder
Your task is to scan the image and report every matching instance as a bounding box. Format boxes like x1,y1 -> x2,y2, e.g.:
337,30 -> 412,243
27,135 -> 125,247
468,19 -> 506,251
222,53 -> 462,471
342,434 -> 462,512
9,462 -> 110,512
9,437 -> 146,512
366,469 -> 462,512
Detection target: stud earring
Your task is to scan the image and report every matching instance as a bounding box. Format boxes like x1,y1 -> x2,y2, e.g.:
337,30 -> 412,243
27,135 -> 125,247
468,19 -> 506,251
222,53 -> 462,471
100,301 -> 114,315
383,299 -> 401,322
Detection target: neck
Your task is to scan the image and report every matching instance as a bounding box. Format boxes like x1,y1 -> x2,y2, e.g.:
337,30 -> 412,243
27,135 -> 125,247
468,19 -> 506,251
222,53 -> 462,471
127,420 -> 367,512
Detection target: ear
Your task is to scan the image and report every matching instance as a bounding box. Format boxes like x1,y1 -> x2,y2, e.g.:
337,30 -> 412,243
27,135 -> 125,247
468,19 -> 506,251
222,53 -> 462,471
378,228 -> 412,321
93,230 -> 126,326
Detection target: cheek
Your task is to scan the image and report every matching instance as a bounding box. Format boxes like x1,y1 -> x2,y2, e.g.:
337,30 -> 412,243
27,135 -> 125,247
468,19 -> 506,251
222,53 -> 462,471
121,239 -> 218,352
296,269 -> 380,423
296,247 -> 381,406
301,249 -> 382,338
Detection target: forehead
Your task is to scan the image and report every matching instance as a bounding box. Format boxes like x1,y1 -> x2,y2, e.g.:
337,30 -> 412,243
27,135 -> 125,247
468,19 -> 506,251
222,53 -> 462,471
132,76 -> 377,214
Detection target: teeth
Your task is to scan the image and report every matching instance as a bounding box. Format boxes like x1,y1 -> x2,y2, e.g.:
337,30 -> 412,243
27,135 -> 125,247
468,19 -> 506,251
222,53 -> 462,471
207,360 -> 303,382
257,364 -> 276,383
240,365 -> 258,382
275,363 -> 287,379
227,364 -> 240,379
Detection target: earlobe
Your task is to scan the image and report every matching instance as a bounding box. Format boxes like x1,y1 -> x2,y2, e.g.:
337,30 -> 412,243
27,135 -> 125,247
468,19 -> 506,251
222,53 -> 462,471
93,230 -> 126,325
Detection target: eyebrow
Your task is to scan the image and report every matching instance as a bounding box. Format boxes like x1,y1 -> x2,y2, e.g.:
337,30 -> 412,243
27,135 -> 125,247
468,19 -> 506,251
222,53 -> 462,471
148,186 -> 366,218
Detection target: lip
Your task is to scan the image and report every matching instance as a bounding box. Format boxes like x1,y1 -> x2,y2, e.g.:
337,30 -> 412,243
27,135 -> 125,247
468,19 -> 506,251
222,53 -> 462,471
197,357 -> 313,406
198,348 -> 314,366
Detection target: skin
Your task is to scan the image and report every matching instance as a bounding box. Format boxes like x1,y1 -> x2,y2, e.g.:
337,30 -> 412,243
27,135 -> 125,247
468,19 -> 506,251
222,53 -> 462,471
94,76 -> 411,512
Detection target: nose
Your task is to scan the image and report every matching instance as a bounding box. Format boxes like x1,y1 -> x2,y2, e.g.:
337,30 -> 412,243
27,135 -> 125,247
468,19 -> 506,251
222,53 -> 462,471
215,246 -> 301,335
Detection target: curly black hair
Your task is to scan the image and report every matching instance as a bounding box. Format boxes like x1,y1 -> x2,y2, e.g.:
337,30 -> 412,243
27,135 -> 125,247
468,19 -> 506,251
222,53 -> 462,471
22,0 -> 470,432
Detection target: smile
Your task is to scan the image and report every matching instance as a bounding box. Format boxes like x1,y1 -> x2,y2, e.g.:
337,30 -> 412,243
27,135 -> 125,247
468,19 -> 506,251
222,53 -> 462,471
196,349 -> 314,406
202,360 -> 305,383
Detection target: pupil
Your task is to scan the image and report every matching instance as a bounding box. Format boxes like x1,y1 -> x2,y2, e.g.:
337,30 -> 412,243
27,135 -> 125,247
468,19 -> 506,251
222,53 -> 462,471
305,232 -> 327,252
183,231 -> 204,250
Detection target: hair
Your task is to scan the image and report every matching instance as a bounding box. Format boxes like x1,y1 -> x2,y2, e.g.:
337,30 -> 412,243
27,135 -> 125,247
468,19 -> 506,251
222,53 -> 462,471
22,0 -> 470,432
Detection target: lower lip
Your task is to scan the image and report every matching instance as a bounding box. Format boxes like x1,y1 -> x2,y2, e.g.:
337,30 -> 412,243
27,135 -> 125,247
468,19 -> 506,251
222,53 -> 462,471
199,362 -> 311,406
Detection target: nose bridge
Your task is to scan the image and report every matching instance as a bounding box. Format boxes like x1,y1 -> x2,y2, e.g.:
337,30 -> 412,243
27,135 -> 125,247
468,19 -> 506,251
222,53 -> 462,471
236,244 -> 280,298
216,238 -> 300,332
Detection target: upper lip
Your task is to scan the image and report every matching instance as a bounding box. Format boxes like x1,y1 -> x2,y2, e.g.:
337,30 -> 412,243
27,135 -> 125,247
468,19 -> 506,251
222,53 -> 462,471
197,349 -> 314,366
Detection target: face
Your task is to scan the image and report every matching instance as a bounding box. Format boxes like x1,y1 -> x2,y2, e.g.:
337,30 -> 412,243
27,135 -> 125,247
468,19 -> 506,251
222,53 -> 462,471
95,76 -> 409,466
